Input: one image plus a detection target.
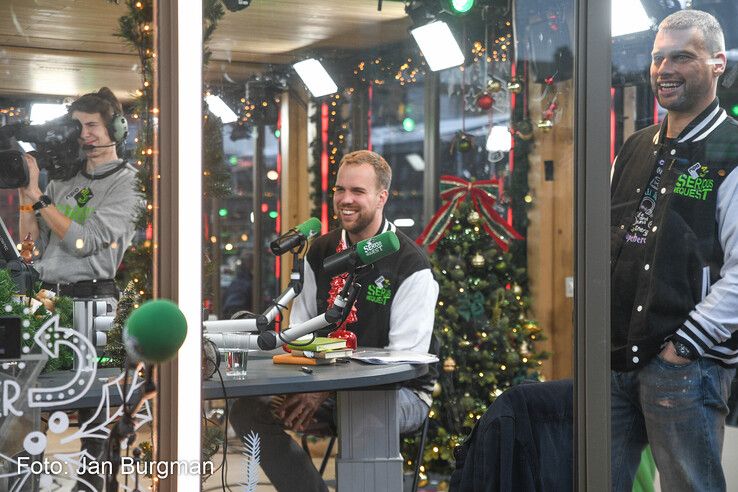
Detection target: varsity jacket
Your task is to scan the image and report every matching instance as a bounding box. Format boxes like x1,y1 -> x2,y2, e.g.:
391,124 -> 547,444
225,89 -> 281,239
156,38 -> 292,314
611,99 -> 738,371
290,218 -> 439,404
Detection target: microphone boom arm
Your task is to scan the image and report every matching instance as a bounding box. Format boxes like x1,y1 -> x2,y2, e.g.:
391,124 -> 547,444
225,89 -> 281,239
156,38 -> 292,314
256,272 -> 362,351
204,252 -> 304,334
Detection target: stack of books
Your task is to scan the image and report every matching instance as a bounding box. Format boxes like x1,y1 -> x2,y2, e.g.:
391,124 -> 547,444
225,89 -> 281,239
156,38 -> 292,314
272,337 -> 353,366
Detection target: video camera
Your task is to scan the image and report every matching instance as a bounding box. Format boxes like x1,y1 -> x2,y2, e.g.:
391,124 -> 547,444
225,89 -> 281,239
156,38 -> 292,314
0,114 -> 83,188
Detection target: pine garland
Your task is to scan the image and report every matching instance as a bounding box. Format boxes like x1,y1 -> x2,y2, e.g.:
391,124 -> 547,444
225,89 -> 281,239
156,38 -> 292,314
308,93 -> 349,227
0,270 -> 74,372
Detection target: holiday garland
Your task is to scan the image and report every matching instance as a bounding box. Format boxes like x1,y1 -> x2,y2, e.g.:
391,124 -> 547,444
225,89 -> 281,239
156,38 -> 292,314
103,0 -> 229,367
0,270 -> 74,372
308,92 -> 349,227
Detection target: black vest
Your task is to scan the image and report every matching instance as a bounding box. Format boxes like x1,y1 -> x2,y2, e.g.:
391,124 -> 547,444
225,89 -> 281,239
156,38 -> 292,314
306,222 -> 438,393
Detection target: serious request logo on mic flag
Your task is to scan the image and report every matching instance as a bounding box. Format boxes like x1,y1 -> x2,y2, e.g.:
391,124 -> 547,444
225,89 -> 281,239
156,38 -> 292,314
361,237 -> 383,257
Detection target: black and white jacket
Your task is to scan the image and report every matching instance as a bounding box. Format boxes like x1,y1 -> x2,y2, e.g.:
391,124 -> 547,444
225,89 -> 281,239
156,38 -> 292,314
291,218 -> 439,403
611,99 -> 738,371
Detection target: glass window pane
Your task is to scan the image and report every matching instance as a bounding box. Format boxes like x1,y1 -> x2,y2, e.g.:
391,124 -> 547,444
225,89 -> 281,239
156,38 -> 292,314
0,1 -> 159,490
611,3 -> 738,489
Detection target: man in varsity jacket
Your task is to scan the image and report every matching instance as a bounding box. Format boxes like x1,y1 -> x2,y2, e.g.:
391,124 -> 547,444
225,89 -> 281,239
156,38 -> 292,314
610,10 -> 737,492
230,150 -> 439,492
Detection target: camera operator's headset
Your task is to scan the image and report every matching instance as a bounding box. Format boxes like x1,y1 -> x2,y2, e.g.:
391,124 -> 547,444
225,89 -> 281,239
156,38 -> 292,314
108,112 -> 129,145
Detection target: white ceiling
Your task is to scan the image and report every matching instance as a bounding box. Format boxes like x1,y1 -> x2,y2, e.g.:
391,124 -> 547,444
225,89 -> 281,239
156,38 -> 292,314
0,0 -> 410,101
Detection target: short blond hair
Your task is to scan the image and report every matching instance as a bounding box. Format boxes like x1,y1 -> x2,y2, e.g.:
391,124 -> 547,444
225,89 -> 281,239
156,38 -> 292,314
339,150 -> 392,191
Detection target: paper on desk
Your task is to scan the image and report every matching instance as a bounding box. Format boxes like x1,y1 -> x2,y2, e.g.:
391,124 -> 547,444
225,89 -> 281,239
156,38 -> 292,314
350,349 -> 439,365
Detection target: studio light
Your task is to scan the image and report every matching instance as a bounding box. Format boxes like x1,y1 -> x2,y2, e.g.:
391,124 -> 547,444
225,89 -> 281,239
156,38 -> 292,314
612,0 -> 652,36
205,94 -> 238,124
30,103 -> 67,125
411,21 -> 465,71
486,125 -> 512,153
293,59 -> 338,98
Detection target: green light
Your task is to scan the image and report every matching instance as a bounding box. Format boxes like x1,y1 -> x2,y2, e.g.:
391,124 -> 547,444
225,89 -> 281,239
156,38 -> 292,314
402,117 -> 416,132
274,129 -> 281,138
228,155 -> 238,166
218,208 -> 228,217
731,104 -> 738,117
449,0 -> 475,14
268,211 -> 278,219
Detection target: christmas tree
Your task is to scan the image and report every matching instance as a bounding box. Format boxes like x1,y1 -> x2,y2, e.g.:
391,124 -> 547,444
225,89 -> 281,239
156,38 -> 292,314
405,181 -> 547,481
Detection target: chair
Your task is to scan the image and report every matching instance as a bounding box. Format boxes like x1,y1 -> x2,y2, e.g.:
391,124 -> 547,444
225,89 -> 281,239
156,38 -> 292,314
302,414 -> 431,492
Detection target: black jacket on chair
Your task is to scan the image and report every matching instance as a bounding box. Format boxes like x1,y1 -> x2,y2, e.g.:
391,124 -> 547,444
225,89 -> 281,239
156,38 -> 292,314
450,379 -> 574,492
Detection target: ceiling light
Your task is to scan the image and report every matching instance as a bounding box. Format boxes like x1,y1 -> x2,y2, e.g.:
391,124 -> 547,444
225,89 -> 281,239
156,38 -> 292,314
411,21 -> 465,71
293,59 -> 338,98
205,95 -> 238,124
30,103 -> 67,125
395,218 -> 416,227
612,0 -> 652,37
486,125 -> 512,152
405,153 -> 425,172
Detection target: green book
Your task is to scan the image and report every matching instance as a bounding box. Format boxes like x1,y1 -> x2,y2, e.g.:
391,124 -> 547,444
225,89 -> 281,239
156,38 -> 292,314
291,348 -> 354,359
286,337 -> 347,352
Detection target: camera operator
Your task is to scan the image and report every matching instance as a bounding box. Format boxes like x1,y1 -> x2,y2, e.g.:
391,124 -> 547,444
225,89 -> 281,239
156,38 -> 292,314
18,87 -> 139,491
18,87 -> 138,300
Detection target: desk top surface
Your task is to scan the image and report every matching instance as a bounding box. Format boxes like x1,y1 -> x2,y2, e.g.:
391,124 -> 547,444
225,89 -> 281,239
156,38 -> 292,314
37,355 -> 429,410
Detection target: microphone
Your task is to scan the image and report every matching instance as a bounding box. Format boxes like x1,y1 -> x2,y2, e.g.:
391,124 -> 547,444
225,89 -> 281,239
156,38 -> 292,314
270,217 -> 321,255
323,230 -> 400,276
82,142 -> 117,150
123,299 -> 187,364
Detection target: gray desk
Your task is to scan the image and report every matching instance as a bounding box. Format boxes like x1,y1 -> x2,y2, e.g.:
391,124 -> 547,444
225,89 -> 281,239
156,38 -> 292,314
39,356 -> 428,492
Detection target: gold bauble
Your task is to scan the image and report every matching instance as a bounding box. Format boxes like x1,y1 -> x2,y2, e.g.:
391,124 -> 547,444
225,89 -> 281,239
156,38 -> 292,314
443,357 -> 457,372
487,79 -> 503,93
506,77 -> 523,94
467,210 -> 481,225
537,119 -> 554,132
432,381 -> 442,397
471,253 -> 485,268
438,479 -> 450,491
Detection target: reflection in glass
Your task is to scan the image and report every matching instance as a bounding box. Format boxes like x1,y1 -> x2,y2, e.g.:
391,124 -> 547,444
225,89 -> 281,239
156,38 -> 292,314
0,0 -> 159,490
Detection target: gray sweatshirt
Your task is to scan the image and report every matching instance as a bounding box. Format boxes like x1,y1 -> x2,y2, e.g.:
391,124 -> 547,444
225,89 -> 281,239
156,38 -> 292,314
35,159 -> 140,284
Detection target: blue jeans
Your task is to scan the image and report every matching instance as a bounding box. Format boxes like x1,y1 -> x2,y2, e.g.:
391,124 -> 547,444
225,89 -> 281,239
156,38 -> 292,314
611,356 -> 735,492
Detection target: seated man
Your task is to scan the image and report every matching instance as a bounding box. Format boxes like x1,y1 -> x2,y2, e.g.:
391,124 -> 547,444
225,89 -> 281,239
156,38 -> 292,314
230,150 -> 439,492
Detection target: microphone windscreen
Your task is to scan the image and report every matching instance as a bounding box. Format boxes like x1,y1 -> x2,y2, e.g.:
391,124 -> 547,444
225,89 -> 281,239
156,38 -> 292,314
124,299 -> 187,363
295,217 -> 322,239
354,230 -> 400,266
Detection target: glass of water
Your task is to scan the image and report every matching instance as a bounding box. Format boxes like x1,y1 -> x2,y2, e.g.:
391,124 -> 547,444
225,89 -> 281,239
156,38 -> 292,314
220,348 -> 249,379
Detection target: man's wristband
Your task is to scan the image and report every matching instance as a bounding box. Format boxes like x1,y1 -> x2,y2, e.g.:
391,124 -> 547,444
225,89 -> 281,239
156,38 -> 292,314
32,195 -> 52,211
19,204 -> 34,213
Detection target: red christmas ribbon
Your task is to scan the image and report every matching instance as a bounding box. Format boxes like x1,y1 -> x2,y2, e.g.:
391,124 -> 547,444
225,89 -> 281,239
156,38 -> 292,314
326,238 -> 358,328
416,175 -> 523,252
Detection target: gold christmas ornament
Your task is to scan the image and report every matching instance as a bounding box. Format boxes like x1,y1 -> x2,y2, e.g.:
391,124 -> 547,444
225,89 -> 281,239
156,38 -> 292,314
471,252 -> 485,268
432,381 -> 442,397
487,79 -> 503,93
537,119 -> 554,132
443,357 -> 457,372
467,210 -> 481,225
506,77 -> 523,94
